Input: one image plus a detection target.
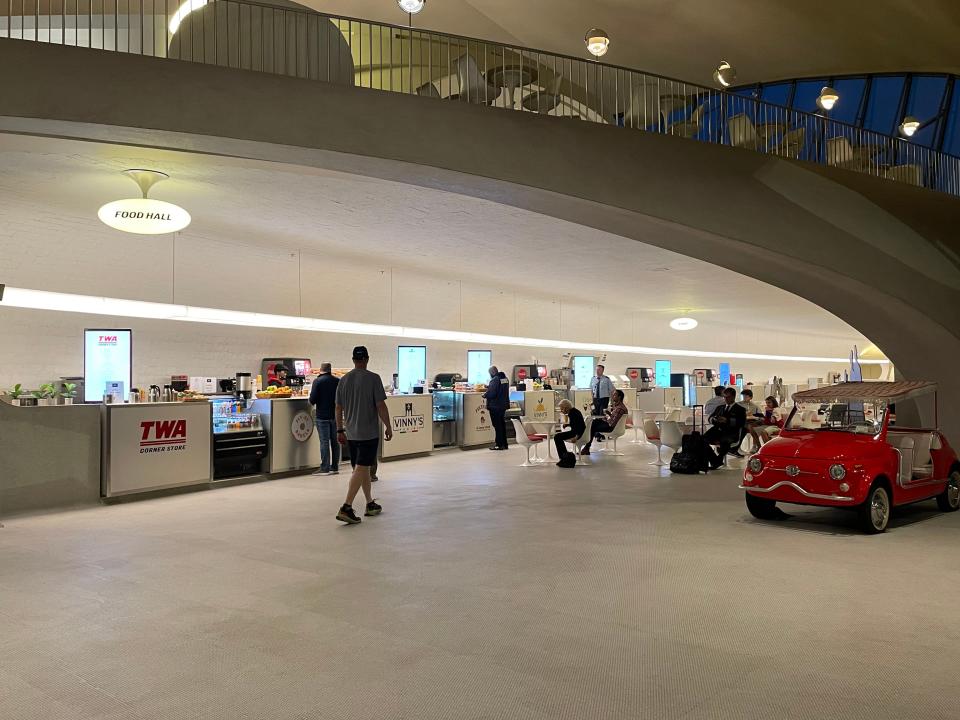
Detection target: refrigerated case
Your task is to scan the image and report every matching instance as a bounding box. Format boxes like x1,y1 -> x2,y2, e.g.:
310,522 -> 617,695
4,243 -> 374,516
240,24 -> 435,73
211,397 -> 267,479
432,390 -> 456,447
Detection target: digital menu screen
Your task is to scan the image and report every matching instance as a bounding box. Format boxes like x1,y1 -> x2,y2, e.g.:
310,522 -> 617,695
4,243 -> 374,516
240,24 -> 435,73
655,360 -> 671,388
397,345 -> 427,394
467,350 -> 492,385
84,329 -> 132,402
573,356 -> 594,389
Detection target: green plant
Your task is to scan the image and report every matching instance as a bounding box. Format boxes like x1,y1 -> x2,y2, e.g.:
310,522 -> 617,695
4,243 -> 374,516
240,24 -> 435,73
61,382 -> 78,399
9,383 -> 23,398
35,383 -> 57,399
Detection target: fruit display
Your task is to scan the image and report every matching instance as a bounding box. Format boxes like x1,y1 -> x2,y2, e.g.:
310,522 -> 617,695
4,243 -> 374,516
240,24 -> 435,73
180,390 -> 209,402
256,385 -> 293,399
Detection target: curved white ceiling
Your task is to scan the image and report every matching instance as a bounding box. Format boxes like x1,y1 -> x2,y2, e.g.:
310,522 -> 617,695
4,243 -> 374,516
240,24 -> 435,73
303,0 -> 960,85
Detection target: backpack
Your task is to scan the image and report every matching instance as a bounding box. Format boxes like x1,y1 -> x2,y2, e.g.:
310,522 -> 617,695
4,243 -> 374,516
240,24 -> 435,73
670,431 -> 710,474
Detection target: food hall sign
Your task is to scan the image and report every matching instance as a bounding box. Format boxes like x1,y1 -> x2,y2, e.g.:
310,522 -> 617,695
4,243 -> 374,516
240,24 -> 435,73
98,198 -> 192,235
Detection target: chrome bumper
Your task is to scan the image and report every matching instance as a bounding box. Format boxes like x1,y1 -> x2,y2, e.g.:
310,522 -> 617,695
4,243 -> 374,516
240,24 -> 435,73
739,481 -> 854,502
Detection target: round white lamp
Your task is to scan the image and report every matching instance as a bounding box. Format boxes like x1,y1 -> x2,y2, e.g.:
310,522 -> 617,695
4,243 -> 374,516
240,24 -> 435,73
713,60 -> 736,88
670,317 -> 698,331
817,86 -> 839,111
899,116 -> 921,137
397,0 -> 425,14
584,28 -> 610,58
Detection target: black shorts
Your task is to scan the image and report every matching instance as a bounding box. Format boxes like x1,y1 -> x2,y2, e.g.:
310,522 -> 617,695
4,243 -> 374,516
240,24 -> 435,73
348,438 -> 379,467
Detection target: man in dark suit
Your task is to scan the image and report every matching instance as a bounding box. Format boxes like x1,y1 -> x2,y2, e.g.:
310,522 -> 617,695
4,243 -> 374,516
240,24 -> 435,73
704,387 -> 747,469
483,365 -> 510,450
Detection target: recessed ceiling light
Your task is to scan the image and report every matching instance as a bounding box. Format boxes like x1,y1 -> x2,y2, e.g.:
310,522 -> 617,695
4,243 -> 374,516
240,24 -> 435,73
670,317 -> 698,331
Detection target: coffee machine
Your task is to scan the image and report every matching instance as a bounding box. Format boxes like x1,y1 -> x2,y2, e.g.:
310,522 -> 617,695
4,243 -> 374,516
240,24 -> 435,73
235,372 -> 253,400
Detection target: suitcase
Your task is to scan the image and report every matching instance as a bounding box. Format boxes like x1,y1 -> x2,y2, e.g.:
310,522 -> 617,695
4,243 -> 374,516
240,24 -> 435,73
670,431 -> 710,474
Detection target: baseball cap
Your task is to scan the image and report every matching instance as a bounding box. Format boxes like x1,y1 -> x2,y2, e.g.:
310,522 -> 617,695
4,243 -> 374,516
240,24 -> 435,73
352,346 -> 369,360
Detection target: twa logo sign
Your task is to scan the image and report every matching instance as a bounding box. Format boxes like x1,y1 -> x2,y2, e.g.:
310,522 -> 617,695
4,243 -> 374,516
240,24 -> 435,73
98,335 -> 118,346
139,419 -> 187,454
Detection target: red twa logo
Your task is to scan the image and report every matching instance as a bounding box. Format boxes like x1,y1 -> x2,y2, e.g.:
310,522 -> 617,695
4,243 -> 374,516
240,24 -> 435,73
98,335 -> 118,346
140,419 -> 187,447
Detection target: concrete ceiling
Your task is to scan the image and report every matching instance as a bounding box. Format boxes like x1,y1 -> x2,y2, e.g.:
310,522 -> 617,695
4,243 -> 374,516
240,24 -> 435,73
303,0 -> 960,85
0,132 -> 862,339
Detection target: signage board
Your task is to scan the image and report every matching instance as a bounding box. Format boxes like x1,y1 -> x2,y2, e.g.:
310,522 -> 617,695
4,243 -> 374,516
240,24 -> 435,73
573,356 -> 594,389
467,350 -> 492,385
719,362 -> 731,386
397,345 -> 427,395
84,329 -> 132,403
654,360 -> 672,388
382,395 -> 433,459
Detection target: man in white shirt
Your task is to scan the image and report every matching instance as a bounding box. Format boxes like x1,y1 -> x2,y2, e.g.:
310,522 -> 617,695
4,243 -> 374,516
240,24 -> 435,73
703,386 -> 726,420
590,364 -> 614,416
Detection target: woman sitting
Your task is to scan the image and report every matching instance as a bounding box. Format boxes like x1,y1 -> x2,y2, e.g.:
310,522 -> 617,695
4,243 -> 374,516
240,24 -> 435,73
748,396 -> 783,452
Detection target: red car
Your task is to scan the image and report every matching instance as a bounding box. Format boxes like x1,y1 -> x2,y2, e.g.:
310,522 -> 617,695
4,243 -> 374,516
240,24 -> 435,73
740,381 -> 960,533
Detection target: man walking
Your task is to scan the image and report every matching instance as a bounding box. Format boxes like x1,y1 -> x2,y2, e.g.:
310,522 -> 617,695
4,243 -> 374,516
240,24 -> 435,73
483,365 -> 510,450
590,364 -> 614,416
335,346 -> 392,524
309,362 -> 339,475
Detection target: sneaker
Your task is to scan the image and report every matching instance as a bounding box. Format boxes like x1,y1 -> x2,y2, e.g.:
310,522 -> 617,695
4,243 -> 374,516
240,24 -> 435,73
336,505 -> 361,524
365,501 -> 382,516
329,469 -> 340,475
370,475 -> 379,482
313,469 -> 330,476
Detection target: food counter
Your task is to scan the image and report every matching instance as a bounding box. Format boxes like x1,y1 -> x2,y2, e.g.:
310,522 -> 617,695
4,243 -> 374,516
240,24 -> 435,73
249,397 -> 319,474
101,401 -> 212,497
456,392 -> 495,448
381,394 -> 433,459
521,390 -> 558,423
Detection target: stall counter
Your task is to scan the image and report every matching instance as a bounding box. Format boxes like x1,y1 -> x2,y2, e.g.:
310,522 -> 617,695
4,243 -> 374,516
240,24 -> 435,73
457,392 -> 494,448
102,401 -> 212,497
249,397 -> 319,474
382,394 -> 433,459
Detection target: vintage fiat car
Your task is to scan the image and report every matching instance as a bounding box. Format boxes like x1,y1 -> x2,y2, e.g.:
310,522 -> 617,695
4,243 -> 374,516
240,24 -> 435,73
740,381 -> 960,533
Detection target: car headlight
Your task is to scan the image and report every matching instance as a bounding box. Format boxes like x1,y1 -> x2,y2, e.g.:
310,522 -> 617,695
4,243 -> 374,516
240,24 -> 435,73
748,457 -> 763,473
829,464 -> 846,481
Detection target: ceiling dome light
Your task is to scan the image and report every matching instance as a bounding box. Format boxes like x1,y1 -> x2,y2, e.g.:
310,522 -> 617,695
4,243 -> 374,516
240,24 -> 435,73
713,60 -> 736,88
899,116 -> 921,137
98,169 -> 191,235
584,28 -> 610,58
670,317 -> 698,331
817,86 -> 839,111
397,0 -> 425,14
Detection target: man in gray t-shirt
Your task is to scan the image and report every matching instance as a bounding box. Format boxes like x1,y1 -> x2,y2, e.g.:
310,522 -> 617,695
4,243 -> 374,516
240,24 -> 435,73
334,346 -> 392,525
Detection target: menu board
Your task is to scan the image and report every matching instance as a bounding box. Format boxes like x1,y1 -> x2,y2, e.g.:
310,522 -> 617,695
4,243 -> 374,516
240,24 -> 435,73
655,360 -> 672,388
397,345 -> 427,394
467,350 -> 492,385
573,356 -> 594,389
84,329 -> 132,403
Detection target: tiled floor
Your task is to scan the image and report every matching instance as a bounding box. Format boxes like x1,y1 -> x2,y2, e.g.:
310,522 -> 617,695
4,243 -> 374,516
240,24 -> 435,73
2,441 -> 959,719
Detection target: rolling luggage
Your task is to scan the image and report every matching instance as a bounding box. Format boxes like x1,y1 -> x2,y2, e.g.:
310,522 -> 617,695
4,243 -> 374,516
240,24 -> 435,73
669,431 -> 710,474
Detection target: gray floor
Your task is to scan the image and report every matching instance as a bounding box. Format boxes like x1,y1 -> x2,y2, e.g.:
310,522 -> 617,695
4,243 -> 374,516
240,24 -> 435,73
2,439 -> 959,720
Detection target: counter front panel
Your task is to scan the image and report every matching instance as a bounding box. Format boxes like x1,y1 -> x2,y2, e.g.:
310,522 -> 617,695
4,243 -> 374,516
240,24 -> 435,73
103,401 -> 212,497
250,398 -> 320,474
382,395 -> 433,459
457,393 -> 494,447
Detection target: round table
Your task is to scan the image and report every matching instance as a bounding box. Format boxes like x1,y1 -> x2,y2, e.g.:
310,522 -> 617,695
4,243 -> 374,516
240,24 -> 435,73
488,64 -> 539,110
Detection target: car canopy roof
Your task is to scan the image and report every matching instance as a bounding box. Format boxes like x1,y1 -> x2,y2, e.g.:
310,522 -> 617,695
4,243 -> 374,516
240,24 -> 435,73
792,381 -> 937,404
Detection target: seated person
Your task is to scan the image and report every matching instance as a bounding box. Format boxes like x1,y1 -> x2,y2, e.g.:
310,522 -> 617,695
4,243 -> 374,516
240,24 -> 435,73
703,386 -> 726,420
704,387 -> 747,468
580,389 -> 629,455
554,399 -> 586,465
734,388 -> 762,458
748,396 -> 783,451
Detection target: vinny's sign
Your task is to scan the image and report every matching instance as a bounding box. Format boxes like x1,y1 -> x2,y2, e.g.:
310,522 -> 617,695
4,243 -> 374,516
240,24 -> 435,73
393,402 -> 426,434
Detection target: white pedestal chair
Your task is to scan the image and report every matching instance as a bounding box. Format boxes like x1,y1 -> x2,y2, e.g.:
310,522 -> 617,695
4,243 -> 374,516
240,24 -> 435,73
510,418 -> 546,467
572,417 -> 595,464
660,421 -> 684,463
643,419 -> 667,465
596,416 -> 628,456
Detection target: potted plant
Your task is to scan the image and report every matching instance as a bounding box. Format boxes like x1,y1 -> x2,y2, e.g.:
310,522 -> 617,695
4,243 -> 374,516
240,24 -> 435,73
34,383 -> 58,406
60,382 -> 78,405
8,383 -> 24,406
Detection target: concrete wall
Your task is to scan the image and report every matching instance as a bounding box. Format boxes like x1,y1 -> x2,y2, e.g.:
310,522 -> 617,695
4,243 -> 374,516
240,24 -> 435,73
1,39 -> 956,432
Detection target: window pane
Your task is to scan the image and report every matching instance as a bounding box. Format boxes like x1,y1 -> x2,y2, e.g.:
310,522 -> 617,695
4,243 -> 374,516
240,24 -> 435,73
905,75 -> 948,147
828,78 -> 865,124
761,82 -> 791,107
943,84 -> 960,157
792,79 -> 827,113
863,76 -> 906,135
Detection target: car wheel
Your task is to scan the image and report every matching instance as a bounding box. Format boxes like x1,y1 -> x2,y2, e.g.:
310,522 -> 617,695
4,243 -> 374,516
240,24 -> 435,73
745,491 -> 779,520
858,483 -> 891,534
935,470 -> 960,512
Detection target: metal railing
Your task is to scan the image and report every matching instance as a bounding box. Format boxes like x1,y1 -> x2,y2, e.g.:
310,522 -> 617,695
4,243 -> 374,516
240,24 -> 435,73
3,0 -> 959,197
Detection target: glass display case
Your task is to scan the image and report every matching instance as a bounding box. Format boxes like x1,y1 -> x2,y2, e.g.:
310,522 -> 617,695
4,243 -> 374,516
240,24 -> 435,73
210,396 -> 267,480
432,391 -> 456,422
211,397 -> 261,434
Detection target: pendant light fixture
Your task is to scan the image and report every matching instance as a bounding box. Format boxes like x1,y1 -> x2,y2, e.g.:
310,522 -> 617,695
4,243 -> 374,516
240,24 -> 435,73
584,28 -> 610,59
899,116 -> 921,137
97,169 -> 191,235
713,60 -> 736,88
816,86 -> 839,111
